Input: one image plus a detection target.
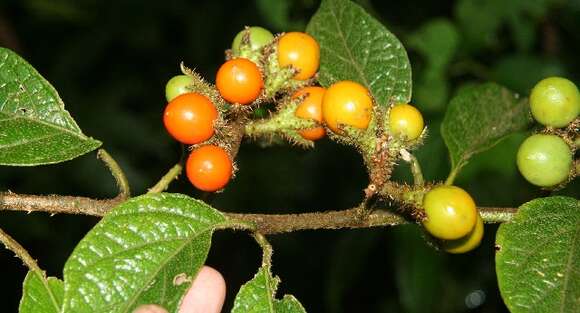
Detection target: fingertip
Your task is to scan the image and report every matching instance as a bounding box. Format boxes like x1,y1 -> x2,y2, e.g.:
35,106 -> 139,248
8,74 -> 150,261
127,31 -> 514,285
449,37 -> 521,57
178,266 -> 226,313
133,304 -> 168,313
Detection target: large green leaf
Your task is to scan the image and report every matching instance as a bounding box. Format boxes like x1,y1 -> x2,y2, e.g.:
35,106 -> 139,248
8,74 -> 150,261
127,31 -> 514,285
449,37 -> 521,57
441,83 -> 531,183
232,265 -> 306,313
496,196 -> 580,313
19,271 -> 64,313
0,47 -> 101,166
62,193 -> 229,313
306,0 -> 411,106
407,19 -> 459,112
456,0 -> 554,52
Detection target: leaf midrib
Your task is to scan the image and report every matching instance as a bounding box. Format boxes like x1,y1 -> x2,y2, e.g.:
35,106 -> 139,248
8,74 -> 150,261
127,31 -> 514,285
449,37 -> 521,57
327,2 -> 374,100
29,272 -> 62,313
119,229 -> 214,313
0,112 -> 90,141
0,48 -> 82,134
559,220 -> 580,312
65,221 -> 229,313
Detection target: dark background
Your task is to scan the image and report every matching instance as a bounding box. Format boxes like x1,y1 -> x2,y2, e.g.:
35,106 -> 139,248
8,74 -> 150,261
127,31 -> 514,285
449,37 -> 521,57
1,0 -> 579,312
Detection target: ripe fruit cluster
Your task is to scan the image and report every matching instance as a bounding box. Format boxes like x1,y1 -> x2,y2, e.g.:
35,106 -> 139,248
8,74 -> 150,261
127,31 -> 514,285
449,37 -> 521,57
159,25 -> 490,256
161,26 -> 326,192
161,25 -> 427,193
517,77 -> 578,188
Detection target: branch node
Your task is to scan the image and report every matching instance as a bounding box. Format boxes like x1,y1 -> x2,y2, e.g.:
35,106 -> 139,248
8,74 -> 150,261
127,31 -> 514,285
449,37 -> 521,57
253,233 -> 273,266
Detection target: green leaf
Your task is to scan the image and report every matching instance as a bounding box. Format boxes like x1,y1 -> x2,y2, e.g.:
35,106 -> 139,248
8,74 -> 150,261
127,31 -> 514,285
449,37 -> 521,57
306,0 -> 411,106
455,0 -> 553,52
496,196 -> 580,313
19,271 -> 64,313
407,19 -> 459,72
0,47 -> 101,166
441,83 -> 532,183
62,193 -> 229,313
408,19 -> 459,111
232,265 -> 306,313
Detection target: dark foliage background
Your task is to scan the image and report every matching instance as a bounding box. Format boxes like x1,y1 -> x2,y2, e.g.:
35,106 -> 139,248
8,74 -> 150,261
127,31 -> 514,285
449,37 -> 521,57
1,0 -> 579,312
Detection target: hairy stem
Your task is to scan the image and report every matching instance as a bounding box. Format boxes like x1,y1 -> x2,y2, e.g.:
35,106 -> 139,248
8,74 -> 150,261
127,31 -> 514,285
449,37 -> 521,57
0,192 -> 518,234
228,208 -> 407,234
148,163 -> 183,194
0,227 -> 41,272
253,233 -> 273,265
97,149 -> 130,199
0,192 -> 122,216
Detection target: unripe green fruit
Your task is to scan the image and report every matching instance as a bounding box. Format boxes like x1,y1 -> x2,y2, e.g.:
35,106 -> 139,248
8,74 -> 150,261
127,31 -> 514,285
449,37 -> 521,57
232,26 -> 274,55
442,212 -> 484,254
516,134 -> 572,187
165,75 -> 195,102
422,185 -> 477,240
529,77 -> 580,128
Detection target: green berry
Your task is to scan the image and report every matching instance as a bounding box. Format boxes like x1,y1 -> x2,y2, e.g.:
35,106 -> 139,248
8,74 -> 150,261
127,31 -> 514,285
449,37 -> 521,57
442,212 -> 484,254
422,185 -> 478,240
516,134 -> 572,187
530,77 -> 580,128
231,26 -> 274,55
165,75 -> 194,102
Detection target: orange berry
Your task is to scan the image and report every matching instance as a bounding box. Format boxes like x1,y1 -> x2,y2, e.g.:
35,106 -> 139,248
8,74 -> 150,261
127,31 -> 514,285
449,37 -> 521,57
293,86 -> 326,140
322,80 -> 373,134
277,32 -> 320,80
186,145 -> 233,192
163,93 -> 218,144
216,58 -> 263,105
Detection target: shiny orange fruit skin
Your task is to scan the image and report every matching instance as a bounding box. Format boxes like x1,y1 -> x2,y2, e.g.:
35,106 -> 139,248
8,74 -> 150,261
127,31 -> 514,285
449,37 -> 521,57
216,58 -> 263,105
186,145 -> 233,192
322,80 -> 373,134
277,32 -> 320,80
163,92 -> 218,144
293,86 -> 326,140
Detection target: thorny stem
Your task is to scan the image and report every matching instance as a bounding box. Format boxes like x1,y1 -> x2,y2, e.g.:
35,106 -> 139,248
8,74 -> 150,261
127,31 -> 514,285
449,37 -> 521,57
0,192 -> 517,234
148,163 -> 183,194
97,149 -> 130,199
0,227 -> 41,272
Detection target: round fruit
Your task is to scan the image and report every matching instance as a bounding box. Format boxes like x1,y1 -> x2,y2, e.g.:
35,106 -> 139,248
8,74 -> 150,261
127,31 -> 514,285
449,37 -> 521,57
529,77 -> 580,128
442,212 -> 484,254
277,32 -> 320,80
322,80 -> 373,134
422,185 -> 478,240
186,145 -> 233,192
516,134 -> 572,187
216,58 -> 263,105
165,75 -> 195,102
388,103 -> 424,140
231,26 -> 274,55
293,86 -> 326,140
163,93 -> 218,144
